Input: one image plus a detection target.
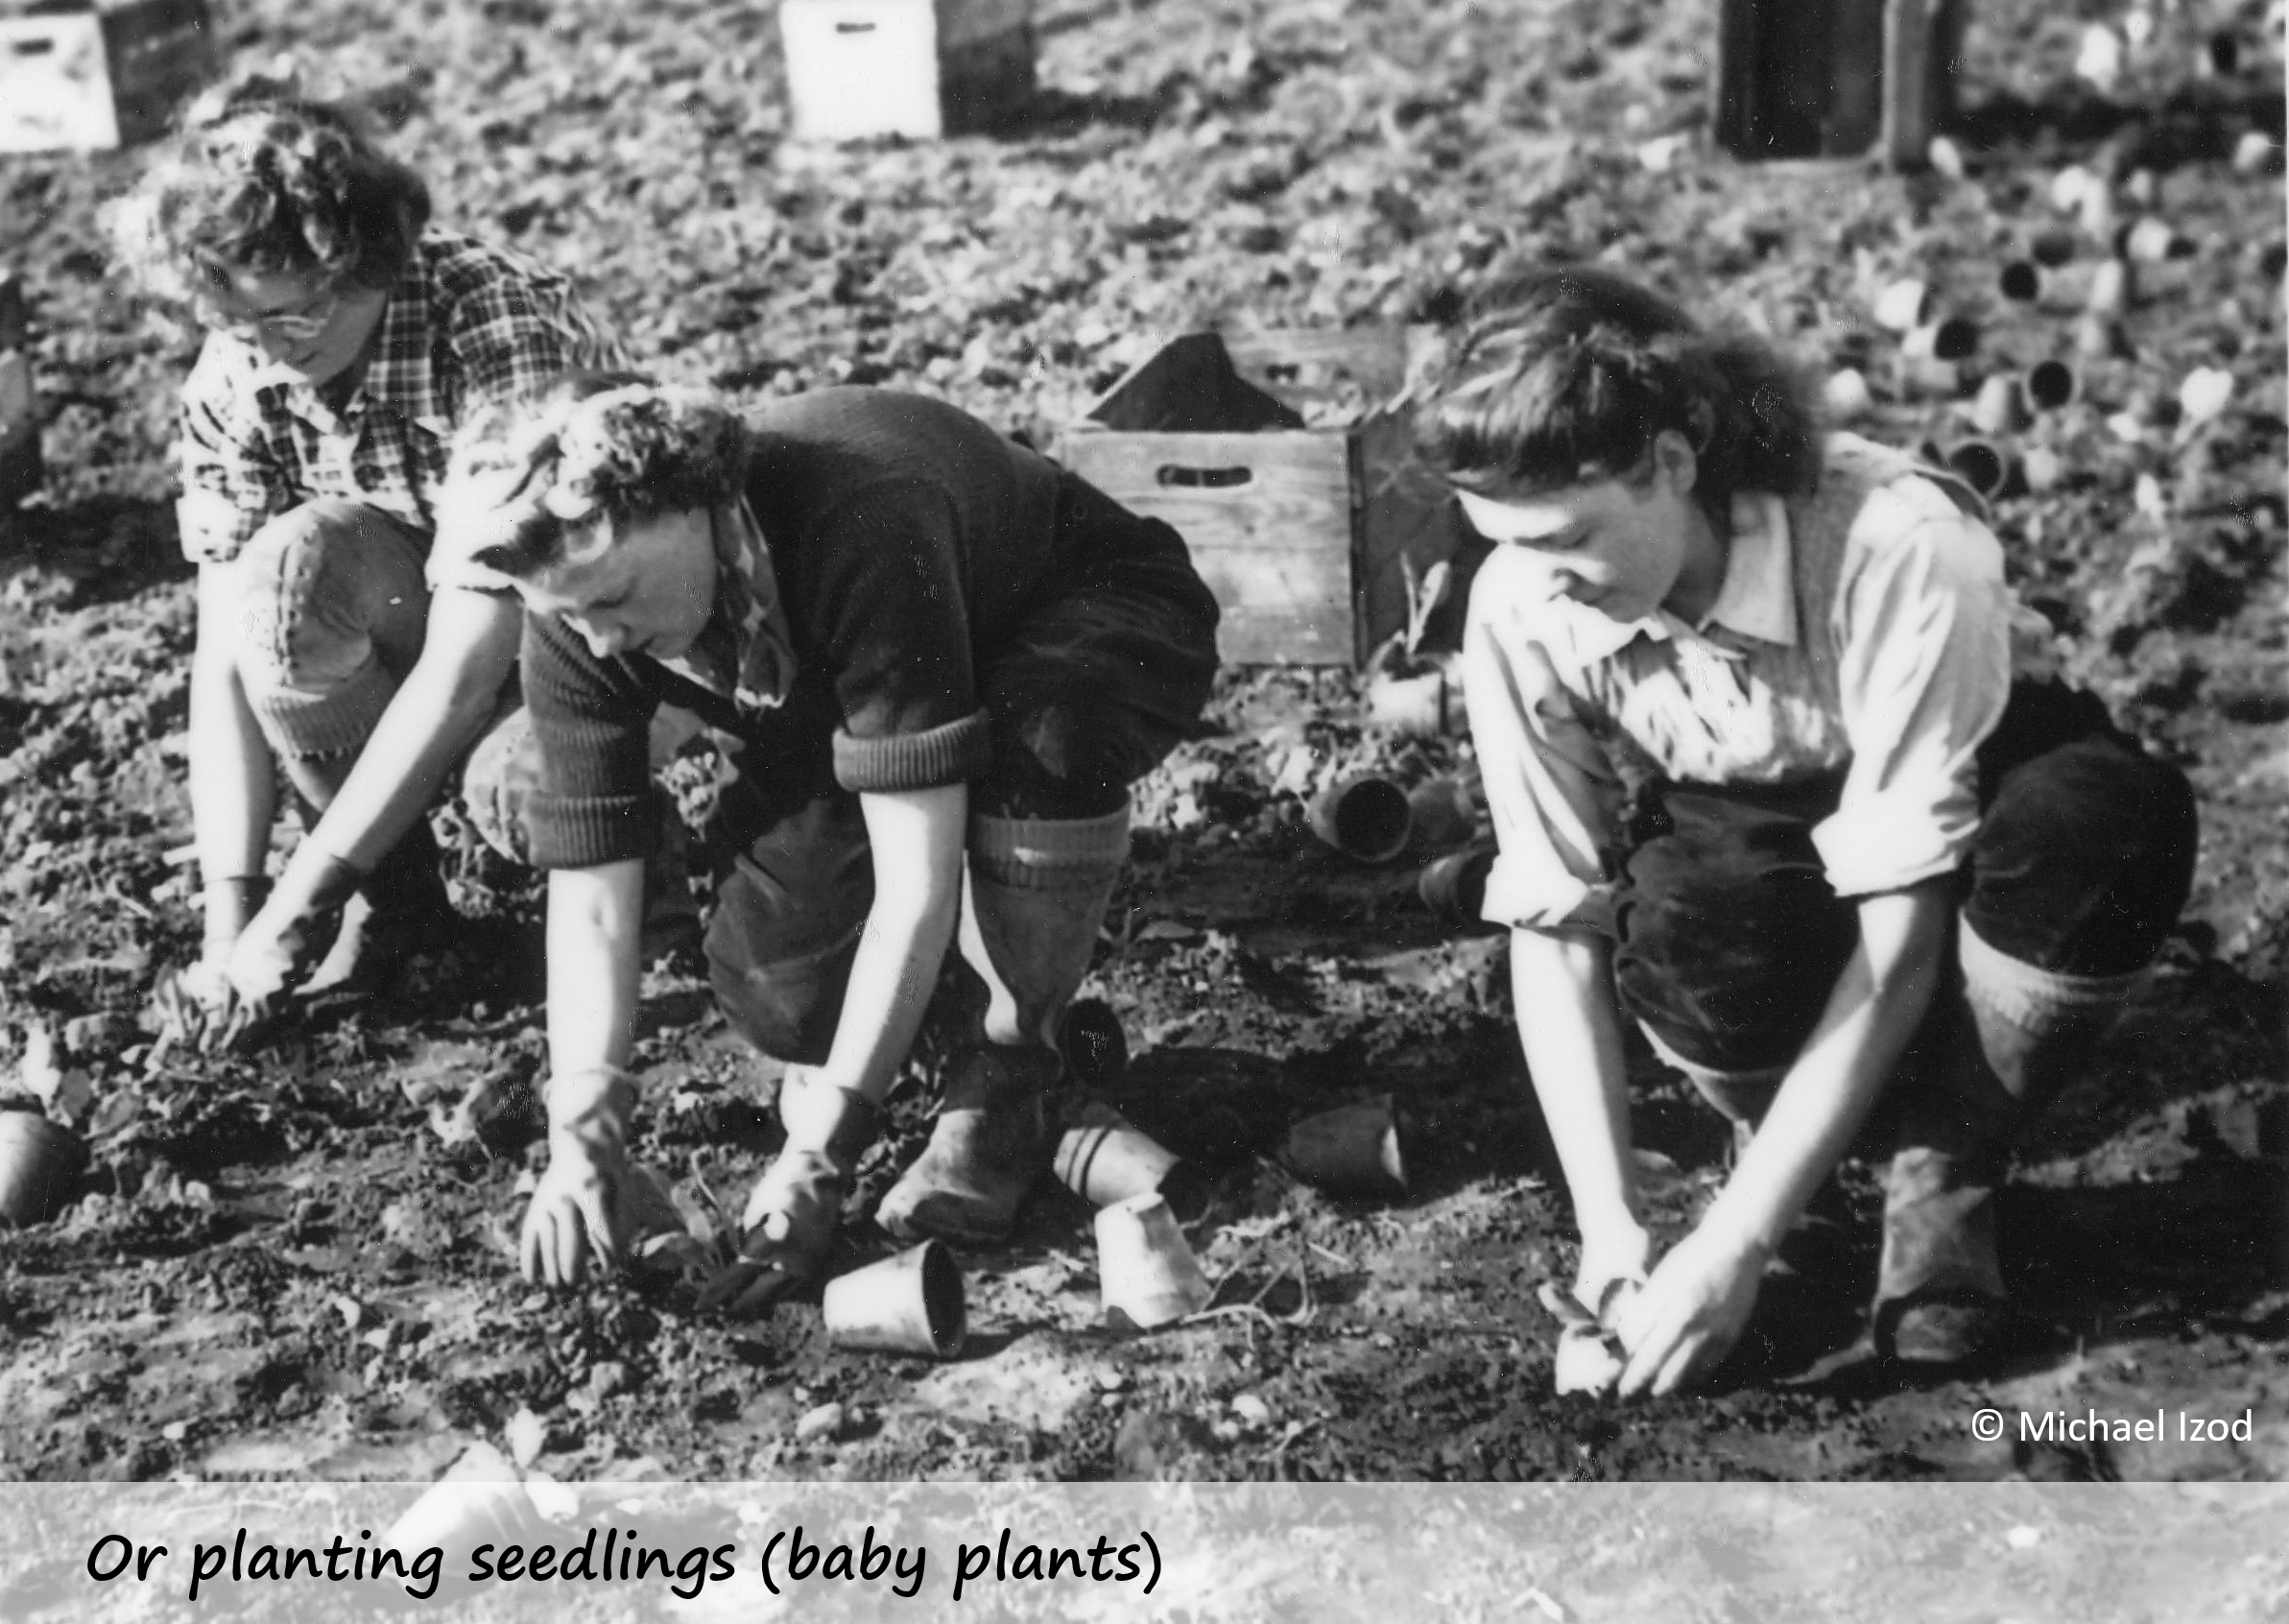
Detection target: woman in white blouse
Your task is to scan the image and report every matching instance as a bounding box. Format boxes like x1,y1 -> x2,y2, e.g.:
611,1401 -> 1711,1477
1417,268 -> 2196,1395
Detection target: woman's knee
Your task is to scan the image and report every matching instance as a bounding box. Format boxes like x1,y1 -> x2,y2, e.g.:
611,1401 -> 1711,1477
702,801 -> 876,1063
1968,735 -> 2198,975
231,500 -> 430,697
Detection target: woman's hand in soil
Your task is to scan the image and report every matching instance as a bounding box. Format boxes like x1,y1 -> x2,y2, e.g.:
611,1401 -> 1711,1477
224,850 -> 362,1006
520,1067 -> 640,1288
521,1132 -> 629,1287
1574,1218 -> 1654,1323
1610,1222 -> 1770,1397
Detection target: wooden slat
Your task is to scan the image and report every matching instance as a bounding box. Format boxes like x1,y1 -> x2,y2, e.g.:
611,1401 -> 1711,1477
1057,426 -> 1356,665
1208,604 -> 1353,666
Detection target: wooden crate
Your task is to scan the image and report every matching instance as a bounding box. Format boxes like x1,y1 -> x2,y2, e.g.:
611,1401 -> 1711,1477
1711,0 -> 1966,164
1054,328 -> 1477,667
0,0 -> 217,155
1,274 -> 39,509
778,0 -> 1034,141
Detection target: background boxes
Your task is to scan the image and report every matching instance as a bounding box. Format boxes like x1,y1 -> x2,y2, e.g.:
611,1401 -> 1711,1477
1712,0 -> 1965,163
0,0 -> 218,155
1054,328 -> 1478,667
0,274 -> 39,510
778,0 -> 1035,141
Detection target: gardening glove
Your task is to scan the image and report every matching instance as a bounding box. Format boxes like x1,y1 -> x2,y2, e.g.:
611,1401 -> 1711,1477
520,1065 -> 639,1289
226,848 -> 363,1008
695,1149 -> 851,1318
699,1076 -> 878,1319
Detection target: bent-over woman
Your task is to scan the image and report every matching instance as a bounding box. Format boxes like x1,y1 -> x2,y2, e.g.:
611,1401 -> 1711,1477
430,377 -> 1220,1307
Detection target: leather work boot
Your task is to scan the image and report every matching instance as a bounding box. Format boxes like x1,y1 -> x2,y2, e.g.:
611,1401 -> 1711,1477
874,1043 -> 1055,1244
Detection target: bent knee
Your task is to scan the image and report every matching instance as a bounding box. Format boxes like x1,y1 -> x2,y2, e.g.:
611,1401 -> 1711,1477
1970,737 -> 2198,973
229,501 -> 427,694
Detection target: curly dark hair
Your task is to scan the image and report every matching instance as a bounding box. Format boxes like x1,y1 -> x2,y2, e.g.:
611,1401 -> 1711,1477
438,372 -> 752,584
107,71 -> 431,306
1413,266 -> 1823,518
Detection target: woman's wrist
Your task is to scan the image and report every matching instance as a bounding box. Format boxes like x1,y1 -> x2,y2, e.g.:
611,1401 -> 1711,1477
201,874 -> 270,958
1694,1189 -> 1783,1262
545,1064 -> 638,1149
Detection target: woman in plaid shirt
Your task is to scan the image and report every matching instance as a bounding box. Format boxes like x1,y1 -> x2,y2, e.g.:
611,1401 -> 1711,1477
111,76 -> 627,1028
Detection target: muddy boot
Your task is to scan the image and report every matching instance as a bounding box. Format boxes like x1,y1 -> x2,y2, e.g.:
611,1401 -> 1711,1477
701,1067 -> 879,1318
876,1042 -> 1056,1243
1872,924 -> 2145,1366
877,805 -> 1129,1243
1873,1138 -> 2012,1363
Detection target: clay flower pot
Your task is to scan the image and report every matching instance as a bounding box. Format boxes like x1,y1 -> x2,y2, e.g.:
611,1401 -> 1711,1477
1055,1101 -> 1207,1219
1095,1192 -> 1213,1331
0,1109 -> 84,1227
822,1241 -> 966,1357
1308,776 -> 1413,865
1282,1094 -> 1410,1200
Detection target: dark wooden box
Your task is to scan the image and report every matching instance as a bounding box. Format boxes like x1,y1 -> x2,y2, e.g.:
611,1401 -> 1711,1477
1,273 -> 39,509
1712,0 -> 1966,164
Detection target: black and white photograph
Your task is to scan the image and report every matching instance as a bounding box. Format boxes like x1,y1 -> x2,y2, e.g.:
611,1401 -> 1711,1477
0,0 -> 2284,1609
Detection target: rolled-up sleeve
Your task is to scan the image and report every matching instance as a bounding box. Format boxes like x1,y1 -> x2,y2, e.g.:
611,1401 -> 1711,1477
1813,480 -> 2013,897
1462,551 -> 1624,936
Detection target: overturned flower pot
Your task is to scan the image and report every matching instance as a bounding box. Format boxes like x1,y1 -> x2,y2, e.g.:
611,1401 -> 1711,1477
823,1241 -> 967,1358
0,1108 -> 84,1227
1308,775 -> 1414,865
1282,1094 -> 1411,1200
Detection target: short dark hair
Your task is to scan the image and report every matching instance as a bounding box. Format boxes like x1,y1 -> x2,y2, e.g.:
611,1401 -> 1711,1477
108,71 -> 431,306
438,372 -> 751,585
1414,267 -> 1823,514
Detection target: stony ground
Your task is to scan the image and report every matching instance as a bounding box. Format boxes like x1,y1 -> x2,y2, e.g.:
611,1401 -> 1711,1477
0,0 -> 2283,1494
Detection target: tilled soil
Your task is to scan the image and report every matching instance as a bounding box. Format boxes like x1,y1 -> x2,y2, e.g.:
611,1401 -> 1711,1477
0,0 -> 2284,1485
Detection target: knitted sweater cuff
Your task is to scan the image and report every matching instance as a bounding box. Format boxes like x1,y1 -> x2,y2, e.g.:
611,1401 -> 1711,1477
832,709 -> 994,794
526,792 -> 656,870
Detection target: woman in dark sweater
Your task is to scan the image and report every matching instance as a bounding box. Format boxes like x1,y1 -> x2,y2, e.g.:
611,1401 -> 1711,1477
428,375 -> 1218,1307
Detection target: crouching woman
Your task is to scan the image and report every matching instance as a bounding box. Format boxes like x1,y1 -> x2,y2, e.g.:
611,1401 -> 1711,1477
1417,268 -> 2197,1393
430,377 -> 1220,1305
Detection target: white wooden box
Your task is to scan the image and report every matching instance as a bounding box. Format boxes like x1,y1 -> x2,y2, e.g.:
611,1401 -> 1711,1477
779,0 -> 1034,142
0,0 -> 217,155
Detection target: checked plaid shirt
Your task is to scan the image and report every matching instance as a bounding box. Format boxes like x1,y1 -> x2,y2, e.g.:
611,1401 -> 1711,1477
177,228 -> 624,565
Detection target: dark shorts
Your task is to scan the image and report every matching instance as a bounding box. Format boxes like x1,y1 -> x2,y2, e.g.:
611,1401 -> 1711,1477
1610,680 -> 2199,1076
708,473 -> 1219,1062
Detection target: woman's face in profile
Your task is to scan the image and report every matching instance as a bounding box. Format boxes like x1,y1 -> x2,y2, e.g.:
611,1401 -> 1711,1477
520,508 -> 721,663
